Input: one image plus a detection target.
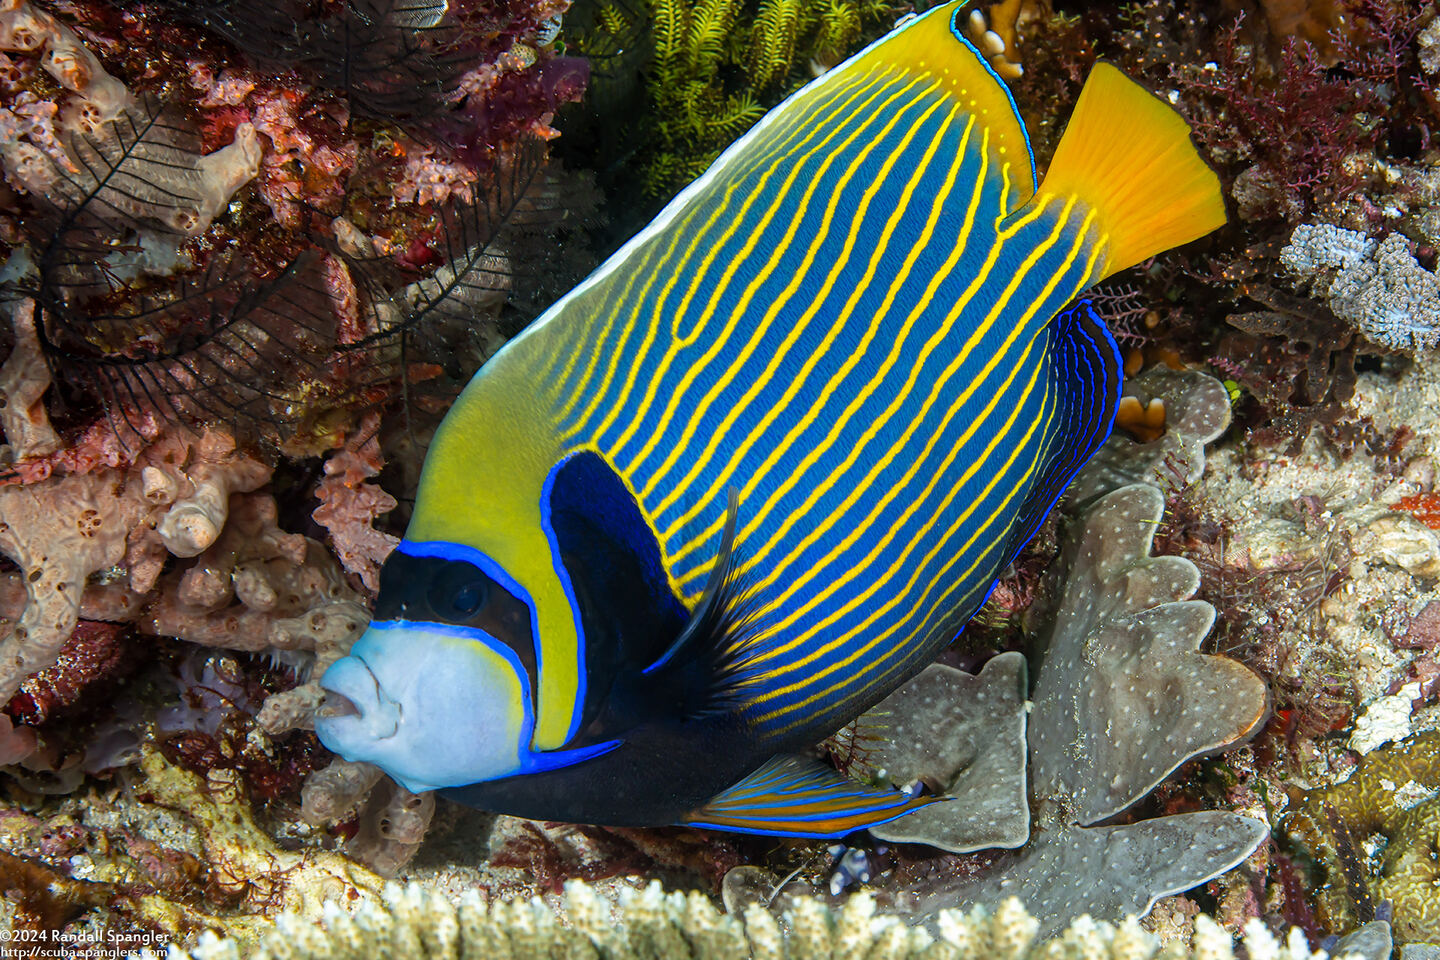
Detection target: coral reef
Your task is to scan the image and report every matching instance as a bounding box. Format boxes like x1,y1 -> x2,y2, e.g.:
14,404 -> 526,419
0,741 -> 385,949
0,0 -> 587,446
786,370 -> 1263,938
136,880 -> 1330,960
0,0 -> 585,898
876,480 -> 1268,938
1281,225 -> 1440,353
1284,732 -> 1440,941
311,413 -> 399,594
3,0 -> 1440,953
0,425 -> 364,724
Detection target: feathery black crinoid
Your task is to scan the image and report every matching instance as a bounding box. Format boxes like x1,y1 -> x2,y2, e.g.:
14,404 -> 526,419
338,139 -> 590,413
16,91 -> 587,444
156,0 -> 477,121
16,94 -> 331,439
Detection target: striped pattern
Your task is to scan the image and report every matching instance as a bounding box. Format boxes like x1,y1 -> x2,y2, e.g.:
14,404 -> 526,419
680,756 -> 936,836
520,47 -> 1109,743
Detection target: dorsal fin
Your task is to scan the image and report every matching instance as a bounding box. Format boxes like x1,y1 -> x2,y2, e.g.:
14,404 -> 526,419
681,755 -> 940,837
842,0 -> 1037,211
1004,298 -> 1122,564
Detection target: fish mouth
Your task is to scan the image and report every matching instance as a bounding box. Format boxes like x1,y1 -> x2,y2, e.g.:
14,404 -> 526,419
316,690 -> 360,719
315,652 -> 400,742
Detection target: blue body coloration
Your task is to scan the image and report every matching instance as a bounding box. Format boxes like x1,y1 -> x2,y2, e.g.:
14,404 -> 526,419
314,0 -> 1226,836
541,65 -> 1113,747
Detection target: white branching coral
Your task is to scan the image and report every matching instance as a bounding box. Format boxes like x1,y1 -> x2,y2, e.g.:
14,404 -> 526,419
1281,225 -> 1440,353
131,880 -> 1333,960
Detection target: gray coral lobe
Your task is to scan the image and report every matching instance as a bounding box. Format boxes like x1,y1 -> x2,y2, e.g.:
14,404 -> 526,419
866,652 -> 1030,852
853,370 -> 1270,938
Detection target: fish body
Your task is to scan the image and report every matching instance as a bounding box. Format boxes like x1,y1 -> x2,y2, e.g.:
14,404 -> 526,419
315,0 -> 1226,836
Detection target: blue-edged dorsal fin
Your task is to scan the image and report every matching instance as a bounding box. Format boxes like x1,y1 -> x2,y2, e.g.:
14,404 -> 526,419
839,0 -> 1037,212
1003,298 -> 1122,565
680,755 -> 939,837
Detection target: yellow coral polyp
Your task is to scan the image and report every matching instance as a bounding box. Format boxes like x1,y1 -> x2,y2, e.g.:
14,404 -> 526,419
1286,731 -> 1440,941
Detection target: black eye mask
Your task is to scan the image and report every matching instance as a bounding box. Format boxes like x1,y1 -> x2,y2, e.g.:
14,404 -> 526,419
374,552 -> 536,681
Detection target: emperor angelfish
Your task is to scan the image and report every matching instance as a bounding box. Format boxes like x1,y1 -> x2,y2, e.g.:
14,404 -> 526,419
316,0 -> 1227,837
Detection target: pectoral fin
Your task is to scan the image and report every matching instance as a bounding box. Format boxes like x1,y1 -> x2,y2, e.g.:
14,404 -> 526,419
680,755 -> 939,837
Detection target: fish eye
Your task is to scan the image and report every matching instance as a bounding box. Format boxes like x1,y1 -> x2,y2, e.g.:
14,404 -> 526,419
428,569 -> 490,621
451,582 -> 486,616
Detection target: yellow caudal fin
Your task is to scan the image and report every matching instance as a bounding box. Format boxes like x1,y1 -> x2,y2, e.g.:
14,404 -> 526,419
1038,61 -> 1226,279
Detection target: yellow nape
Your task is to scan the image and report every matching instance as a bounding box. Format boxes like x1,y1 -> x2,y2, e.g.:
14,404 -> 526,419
1038,61 -> 1226,279
849,0 -> 1035,209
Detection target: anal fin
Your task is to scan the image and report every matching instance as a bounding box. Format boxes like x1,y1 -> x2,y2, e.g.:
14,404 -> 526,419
680,755 -> 939,837
1004,299 -> 1122,564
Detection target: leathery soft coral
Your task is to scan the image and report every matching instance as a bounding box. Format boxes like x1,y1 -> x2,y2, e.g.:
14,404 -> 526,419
856,370 -> 1269,938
